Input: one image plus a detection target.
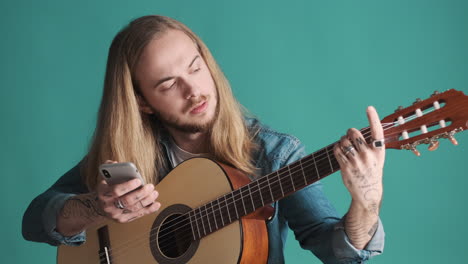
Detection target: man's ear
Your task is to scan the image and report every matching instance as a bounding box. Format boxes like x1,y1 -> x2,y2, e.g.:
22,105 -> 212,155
136,94 -> 154,114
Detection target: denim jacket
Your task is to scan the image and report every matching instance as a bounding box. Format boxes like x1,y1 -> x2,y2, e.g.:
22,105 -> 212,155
22,118 -> 384,263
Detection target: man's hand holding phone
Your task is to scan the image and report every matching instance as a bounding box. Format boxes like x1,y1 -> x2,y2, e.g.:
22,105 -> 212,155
96,160 -> 161,223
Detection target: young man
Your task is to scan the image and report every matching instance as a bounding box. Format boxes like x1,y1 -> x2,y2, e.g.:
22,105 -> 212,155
23,15 -> 385,263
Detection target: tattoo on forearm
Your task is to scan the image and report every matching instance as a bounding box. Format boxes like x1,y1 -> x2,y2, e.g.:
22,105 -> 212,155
345,214 -> 369,247
60,194 -> 106,220
345,212 -> 380,249
367,202 -> 379,215
368,220 -> 379,236
364,189 -> 379,199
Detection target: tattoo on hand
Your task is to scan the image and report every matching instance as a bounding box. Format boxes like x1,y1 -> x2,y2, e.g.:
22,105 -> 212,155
353,169 -> 371,185
356,137 -> 364,145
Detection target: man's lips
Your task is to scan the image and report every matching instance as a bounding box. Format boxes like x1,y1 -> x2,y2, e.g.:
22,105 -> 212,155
189,101 -> 208,114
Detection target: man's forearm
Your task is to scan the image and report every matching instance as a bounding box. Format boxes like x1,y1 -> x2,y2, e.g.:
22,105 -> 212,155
56,193 -> 107,236
344,200 -> 380,250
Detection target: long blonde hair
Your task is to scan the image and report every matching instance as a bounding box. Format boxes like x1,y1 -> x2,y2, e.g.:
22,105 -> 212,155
83,15 -> 257,190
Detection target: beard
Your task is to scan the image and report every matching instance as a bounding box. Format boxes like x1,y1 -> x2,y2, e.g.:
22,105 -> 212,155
152,95 -> 218,133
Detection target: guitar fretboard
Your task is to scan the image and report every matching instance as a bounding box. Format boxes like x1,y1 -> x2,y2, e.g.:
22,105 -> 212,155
188,141 -> 345,240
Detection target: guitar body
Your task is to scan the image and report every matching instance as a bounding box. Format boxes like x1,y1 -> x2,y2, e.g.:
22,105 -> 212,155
56,89 -> 468,264
57,158 -> 269,264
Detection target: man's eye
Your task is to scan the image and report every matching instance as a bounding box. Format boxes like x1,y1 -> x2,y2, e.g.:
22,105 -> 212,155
161,82 -> 175,91
191,65 -> 201,73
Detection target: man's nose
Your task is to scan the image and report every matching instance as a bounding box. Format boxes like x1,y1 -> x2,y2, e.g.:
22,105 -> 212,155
181,77 -> 201,99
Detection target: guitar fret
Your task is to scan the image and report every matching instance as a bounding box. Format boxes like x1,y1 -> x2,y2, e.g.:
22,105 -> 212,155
222,195 -> 231,226
299,159 -> 307,185
248,184 -> 255,210
330,147 -> 340,173
279,167 -> 293,194
293,162 -> 307,188
201,206 -> 208,236
188,210 -> 197,240
197,207 -> 206,237
210,201 -> 218,231
317,148 -> 331,178
188,141 -> 349,241
259,177 -> 270,204
224,194 -> 232,223
247,184 -> 255,213
257,179 -> 265,206
240,188 -> 247,216
326,146 -> 334,171
217,198 -> 225,227
232,191 -> 239,220
194,208 -> 201,239
312,152 -> 320,179
250,179 -> 262,209
266,174 -> 274,202
288,165 -> 296,192
276,171 -> 284,197
204,204 -> 212,233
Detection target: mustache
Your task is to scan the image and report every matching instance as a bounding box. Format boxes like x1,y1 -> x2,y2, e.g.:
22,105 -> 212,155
183,95 -> 209,113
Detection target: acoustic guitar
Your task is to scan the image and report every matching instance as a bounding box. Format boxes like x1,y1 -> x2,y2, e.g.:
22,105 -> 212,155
57,89 -> 468,264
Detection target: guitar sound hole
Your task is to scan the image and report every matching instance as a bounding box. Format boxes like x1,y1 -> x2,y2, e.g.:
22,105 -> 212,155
158,213 -> 192,258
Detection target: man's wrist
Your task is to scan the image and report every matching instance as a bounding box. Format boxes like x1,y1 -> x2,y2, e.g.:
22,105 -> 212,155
56,193 -> 107,236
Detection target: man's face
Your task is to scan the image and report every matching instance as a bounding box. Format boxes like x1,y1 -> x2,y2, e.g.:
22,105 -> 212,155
135,29 -> 218,133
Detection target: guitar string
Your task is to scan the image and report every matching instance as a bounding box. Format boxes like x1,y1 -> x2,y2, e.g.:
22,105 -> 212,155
102,154 -> 341,263
112,109 -> 459,261
101,112 -> 449,262
97,122 -> 398,261
98,104 -> 449,259
152,156 -> 342,253
150,128 -> 374,254
99,112 -> 449,262
100,105 -> 452,261
96,126 -> 374,262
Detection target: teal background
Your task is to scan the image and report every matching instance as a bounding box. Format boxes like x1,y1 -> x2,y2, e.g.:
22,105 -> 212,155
1,0 -> 467,263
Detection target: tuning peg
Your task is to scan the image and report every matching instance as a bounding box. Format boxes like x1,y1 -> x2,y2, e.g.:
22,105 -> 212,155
428,140 -> 440,151
431,90 -> 440,97
394,106 -> 404,113
410,146 -> 421,156
448,135 -> 459,145
413,98 -> 422,105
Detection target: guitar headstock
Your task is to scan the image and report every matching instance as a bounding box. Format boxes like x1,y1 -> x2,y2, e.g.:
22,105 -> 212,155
381,89 -> 468,155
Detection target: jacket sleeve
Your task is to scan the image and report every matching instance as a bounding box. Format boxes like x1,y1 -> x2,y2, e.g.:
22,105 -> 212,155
278,140 -> 385,263
22,160 -> 89,246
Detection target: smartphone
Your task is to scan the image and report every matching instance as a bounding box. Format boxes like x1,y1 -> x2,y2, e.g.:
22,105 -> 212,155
99,162 -> 146,185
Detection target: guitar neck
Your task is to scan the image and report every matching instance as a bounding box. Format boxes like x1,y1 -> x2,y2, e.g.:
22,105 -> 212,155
190,88 -> 468,239
189,128 -> 374,240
